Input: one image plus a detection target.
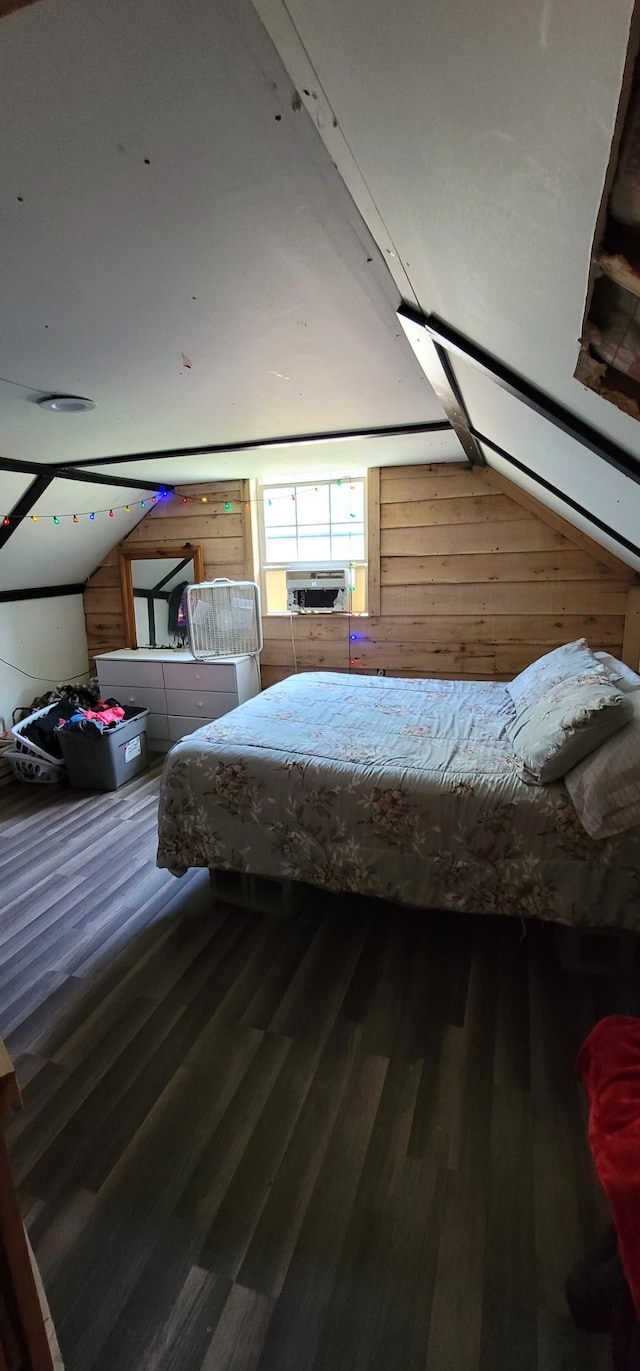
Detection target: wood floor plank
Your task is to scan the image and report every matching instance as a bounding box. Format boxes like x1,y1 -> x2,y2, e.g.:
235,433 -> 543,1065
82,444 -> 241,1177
237,1017 -> 361,1298
312,1056 -> 423,1371
254,1051 -> 388,1371
0,773 -> 632,1370
198,1283 -> 273,1371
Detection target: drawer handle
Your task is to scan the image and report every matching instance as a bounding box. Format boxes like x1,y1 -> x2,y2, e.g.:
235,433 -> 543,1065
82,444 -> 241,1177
129,695 -> 135,703
197,702 -> 203,708
195,674 -> 200,680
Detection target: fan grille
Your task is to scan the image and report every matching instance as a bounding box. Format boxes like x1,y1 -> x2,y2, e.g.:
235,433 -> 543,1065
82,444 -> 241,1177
185,580 -> 262,658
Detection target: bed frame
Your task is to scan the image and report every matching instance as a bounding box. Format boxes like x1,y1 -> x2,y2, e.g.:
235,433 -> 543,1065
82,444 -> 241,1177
209,870 -> 640,977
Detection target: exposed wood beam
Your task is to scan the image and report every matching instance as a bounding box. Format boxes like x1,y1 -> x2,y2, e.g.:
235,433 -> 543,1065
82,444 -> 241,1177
0,473 -> 53,551
396,309 -> 484,466
58,421 -> 453,470
0,454 -> 173,494
406,305 -> 640,489
0,583 -> 86,603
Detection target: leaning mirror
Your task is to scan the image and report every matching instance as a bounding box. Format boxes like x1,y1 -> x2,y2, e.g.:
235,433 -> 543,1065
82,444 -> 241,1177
118,544 -> 205,649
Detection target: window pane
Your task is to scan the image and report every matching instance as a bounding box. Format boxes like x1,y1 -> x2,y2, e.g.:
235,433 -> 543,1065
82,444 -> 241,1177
265,533 -> 298,561
264,488 -> 295,527
297,531 -> 332,559
296,484 -> 330,524
330,481 -> 363,523
331,531 -> 365,561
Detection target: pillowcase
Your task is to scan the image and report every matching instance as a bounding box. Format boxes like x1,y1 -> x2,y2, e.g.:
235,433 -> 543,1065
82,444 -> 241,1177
565,689 -> 640,838
595,651 -> 640,692
506,639 -> 634,784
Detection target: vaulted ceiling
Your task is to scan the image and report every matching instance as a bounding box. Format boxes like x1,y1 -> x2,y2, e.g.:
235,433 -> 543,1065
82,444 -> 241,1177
1,0 -> 640,587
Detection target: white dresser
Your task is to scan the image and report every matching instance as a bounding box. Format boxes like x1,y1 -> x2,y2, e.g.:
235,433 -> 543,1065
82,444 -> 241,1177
96,650 -> 260,750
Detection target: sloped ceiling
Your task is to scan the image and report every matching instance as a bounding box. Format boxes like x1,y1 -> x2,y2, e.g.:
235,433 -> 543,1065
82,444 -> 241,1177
253,0 -> 640,570
0,0 -> 459,590
3,0 -> 640,591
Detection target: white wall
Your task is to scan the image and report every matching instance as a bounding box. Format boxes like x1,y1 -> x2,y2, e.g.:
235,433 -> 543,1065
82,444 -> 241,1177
0,596 -> 89,732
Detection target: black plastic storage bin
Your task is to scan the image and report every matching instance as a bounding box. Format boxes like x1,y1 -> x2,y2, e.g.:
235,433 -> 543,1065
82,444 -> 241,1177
57,708 -> 149,791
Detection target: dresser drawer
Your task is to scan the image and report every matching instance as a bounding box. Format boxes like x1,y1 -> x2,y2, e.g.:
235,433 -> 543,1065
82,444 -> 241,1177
165,688 -> 237,719
109,685 -> 167,714
167,715 -> 212,742
163,660 -> 238,691
98,659 -> 165,690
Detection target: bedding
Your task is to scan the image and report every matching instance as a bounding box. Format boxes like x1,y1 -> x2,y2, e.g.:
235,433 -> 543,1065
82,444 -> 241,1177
157,671 -> 640,929
505,639 -> 633,784
565,690 -> 640,840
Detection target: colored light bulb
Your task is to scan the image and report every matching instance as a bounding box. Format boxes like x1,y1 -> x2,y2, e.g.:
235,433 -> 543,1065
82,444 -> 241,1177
182,497 -> 188,504
73,515 -> 78,523
140,501 -> 146,509
89,512 -> 95,521
201,496 -> 208,503
224,502 -> 232,511
53,516 -> 60,525
31,514 -> 40,522
151,496 -> 157,503
350,634 -> 357,641
125,505 -> 130,513
108,509 -> 114,517
2,517 -> 9,527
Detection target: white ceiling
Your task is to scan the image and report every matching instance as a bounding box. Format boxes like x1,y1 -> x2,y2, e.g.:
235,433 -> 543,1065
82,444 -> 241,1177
3,0 -> 640,592
254,0 -> 640,563
0,0 -> 447,475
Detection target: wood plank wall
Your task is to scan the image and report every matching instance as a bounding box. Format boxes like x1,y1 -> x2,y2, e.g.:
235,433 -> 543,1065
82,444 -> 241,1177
83,466 -> 636,684
84,479 -> 249,662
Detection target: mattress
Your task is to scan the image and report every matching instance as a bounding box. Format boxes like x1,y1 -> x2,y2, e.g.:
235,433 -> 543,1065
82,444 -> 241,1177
156,671 -> 640,928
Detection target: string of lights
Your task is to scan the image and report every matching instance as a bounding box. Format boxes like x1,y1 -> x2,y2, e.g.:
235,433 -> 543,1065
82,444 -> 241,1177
2,477 -> 363,526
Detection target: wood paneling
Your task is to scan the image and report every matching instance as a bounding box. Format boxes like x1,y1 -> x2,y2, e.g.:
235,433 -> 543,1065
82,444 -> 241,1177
84,483 -> 251,666
380,493 -> 521,529
84,464 -> 634,684
0,771 -> 632,1369
366,467 -> 381,617
622,580 -> 640,669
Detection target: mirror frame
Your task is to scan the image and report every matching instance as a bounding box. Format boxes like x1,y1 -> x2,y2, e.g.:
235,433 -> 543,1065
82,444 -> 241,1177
118,542 -> 205,648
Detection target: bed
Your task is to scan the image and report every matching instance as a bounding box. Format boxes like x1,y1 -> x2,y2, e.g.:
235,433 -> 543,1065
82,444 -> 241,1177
157,665 -> 640,930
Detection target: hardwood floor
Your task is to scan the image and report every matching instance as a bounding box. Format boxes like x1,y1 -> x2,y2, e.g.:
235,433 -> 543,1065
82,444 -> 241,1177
0,765 -> 635,1370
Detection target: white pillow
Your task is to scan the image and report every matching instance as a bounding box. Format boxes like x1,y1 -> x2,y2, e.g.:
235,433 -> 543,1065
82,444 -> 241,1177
565,689 -> 640,838
595,651 -> 640,692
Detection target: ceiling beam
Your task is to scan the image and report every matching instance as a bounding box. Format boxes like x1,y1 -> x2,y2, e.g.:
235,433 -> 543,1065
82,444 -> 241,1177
411,307 -> 640,489
0,473 -> 53,552
0,583 -> 86,603
0,454 -> 173,493
58,420 -> 453,470
396,308 -> 484,466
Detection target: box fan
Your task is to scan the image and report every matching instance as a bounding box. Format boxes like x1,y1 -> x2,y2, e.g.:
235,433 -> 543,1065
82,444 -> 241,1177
185,579 -> 263,660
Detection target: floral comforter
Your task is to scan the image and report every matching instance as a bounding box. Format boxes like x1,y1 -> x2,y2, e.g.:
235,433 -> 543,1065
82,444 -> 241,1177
156,671 -> 640,928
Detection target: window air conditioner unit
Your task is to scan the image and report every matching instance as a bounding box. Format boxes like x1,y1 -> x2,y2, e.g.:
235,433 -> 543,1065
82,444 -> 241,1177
286,568 -> 348,612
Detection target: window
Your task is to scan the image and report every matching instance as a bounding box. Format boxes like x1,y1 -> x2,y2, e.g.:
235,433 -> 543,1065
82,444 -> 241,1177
261,477 -> 366,563
257,475 -> 368,612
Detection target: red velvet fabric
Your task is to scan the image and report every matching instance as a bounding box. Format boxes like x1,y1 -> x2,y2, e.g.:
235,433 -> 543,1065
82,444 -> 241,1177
579,1015 -> 640,1316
